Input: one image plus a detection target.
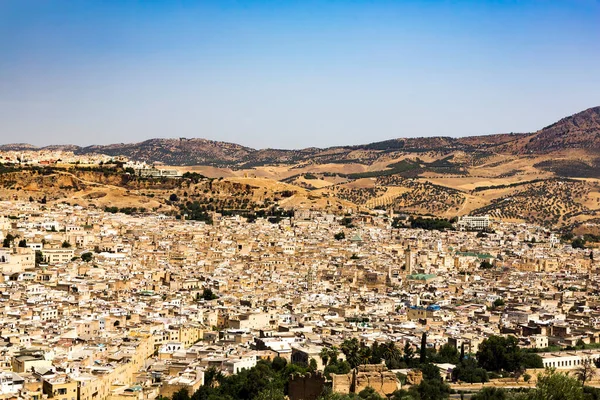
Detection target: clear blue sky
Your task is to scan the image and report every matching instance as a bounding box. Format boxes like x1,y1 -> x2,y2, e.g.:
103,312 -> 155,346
1,0 -> 599,149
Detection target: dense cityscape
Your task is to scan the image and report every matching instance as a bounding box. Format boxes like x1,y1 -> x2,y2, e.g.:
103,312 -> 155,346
3,1 -> 600,399
0,149 -> 599,399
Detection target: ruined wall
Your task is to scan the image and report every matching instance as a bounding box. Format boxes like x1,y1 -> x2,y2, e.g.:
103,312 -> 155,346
288,372 -> 326,400
332,364 -> 400,397
406,369 -> 423,385
331,372 -> 353,395
354,364 -> 400,396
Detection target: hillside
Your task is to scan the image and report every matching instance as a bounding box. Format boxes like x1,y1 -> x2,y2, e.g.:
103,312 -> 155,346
2,106 -> 600,229
78,138 -> 254,166
3,107 -> 599,168
494,106 -> 600,155
525,106 -> 600,153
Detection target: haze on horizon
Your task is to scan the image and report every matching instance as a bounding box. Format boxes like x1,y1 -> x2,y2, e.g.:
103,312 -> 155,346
1,0 -> 599,150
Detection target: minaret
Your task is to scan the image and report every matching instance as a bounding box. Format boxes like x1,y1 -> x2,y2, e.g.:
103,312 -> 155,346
306,265 -> 314,292
405,246 -> 414,274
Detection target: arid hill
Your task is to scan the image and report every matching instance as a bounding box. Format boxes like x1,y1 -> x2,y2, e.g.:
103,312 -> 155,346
2,106 -> 600,229
499,106 -> 600,154
4,107 -> 599,167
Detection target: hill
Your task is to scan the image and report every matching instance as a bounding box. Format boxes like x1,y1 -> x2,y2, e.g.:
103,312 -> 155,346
3,107 -> 599,168
1,106 -> 600,229
500,106 -> 600,154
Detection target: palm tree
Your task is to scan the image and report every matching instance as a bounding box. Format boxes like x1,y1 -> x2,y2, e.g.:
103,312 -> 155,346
320,347 -> 330,366
359,345 -> 372,366
381,342 -> 401,366
329,346 -> 340,364
341,338 -> 361,368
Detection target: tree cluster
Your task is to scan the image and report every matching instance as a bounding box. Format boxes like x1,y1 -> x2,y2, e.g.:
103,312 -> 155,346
409,217 -> 454,231
476,336 -> 543,373
470,369 -> 600,400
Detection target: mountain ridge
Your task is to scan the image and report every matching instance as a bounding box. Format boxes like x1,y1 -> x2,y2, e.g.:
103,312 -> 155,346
1,106 -> 599,229
1,106 -> 598,167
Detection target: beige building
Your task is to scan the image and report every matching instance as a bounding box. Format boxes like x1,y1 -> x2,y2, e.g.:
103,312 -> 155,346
42,376 -> 78,400
43,249 -> 75,265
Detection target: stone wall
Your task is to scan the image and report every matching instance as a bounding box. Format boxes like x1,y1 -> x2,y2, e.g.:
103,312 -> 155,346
331,371 -> 353,395
406,369 -> 423,385
288,372 -> 326,400
332,364 -> 400,397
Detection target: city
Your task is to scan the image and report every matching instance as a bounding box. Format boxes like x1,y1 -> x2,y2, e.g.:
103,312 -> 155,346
2,1 -> 600,399
0,180 -> 598,399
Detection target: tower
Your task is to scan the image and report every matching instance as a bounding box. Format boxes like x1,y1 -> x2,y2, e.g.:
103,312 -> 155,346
405,246 -> 414,274
306,265 -> 314,291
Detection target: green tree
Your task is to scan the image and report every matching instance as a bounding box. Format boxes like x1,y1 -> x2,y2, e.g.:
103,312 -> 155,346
492,298 -> 505,309
470,387 -> 509,400
341,338 -> 362,368
318,392 -> 356,400
35,250 -> 44,266
2,233 -> 15,248
271,356 -> 287,372
359,345 -> 372,366
408,364 -> 451,400
420,332 -> 428,363
436,344 -> 460,365
202,366 -> 222,388
61,241 -> 71,248
477,335 -> 541,372
81,252 -> 93,262
254,387 -> 285,400
18,239 -> 27,248
420,363 -> 443,381
453,357 -> 488,383
410,217 -> 454,231
529,370 -> 584,400
572,238 -> 586,249
403,342 -> 415,367
329,347 -> 340,365
320,347 -> 331,366
520,352 -> 544,369
172,388 -> 190,400
357,387 -> 385,399
380,342 -> 403,369
199,288 -> 218,301
389,389 -> 414,400
334,232 -> 346,241
323,359 -> 351,379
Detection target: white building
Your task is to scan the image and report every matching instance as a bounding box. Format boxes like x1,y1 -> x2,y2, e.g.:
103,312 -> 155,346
457,215 -> 490,231
0,371 -> 25,394
540,351 -> 600,369
223,355 -> 257,374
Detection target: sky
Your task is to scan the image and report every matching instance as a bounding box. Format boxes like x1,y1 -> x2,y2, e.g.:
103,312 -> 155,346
1,0 -> 599,149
